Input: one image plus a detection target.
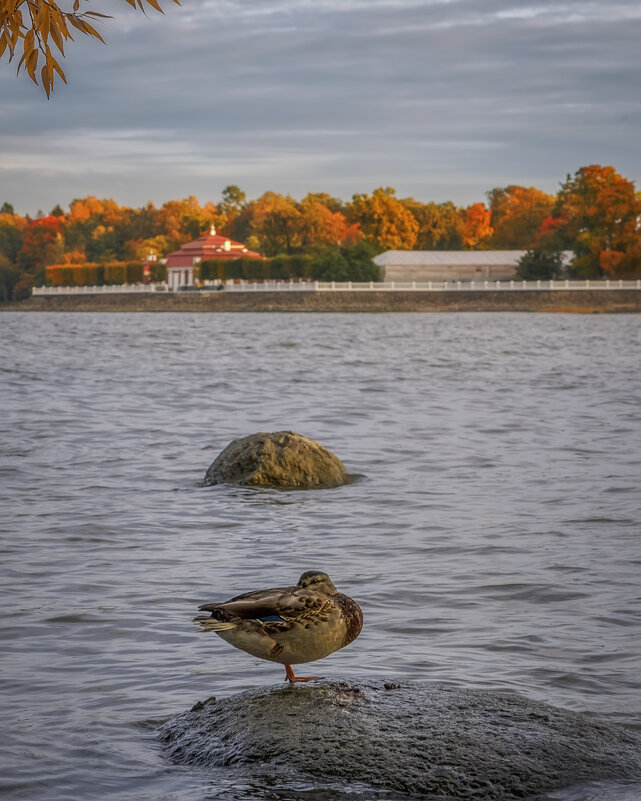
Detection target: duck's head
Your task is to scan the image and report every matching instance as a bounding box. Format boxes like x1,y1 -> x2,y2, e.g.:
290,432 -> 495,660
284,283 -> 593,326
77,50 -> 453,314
297,570 -> 338,596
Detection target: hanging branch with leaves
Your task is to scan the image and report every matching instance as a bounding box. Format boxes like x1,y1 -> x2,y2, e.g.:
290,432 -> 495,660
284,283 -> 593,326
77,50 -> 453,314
0,0 -> 179,97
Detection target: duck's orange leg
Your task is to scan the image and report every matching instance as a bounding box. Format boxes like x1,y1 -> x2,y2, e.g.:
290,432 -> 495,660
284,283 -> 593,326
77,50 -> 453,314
285,664 -> 322,682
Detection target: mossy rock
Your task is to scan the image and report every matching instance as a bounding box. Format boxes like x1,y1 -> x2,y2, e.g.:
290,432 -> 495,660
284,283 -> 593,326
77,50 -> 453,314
204,431 -> 348,489
159,680 -> 641,799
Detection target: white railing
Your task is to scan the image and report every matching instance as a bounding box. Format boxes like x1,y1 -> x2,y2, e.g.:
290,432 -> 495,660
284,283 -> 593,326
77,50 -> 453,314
31,278 -> 641,296
32,283 -> 168,295
217,279 -> 315,293
314,279 -> 641,292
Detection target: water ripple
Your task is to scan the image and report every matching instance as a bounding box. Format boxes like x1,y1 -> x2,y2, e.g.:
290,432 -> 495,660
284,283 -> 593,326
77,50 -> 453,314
1,311 -> 640,800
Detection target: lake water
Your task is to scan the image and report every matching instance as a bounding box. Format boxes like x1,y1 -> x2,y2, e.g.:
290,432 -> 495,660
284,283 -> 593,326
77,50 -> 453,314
1,311 -> 640,801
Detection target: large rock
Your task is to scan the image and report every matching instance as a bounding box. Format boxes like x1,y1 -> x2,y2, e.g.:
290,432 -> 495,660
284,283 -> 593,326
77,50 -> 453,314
203,431 -> 348,489
159,680 -> 641,799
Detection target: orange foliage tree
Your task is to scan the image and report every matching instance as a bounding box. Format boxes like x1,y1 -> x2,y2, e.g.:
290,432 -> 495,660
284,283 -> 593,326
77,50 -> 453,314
156,196 -> 221,250
348,187 -> 418,252
487,185 -> 555,249
298,195 -> 359,248
552,165 -> 641,278
461,202 -> 493,249
18,215 -> 64,270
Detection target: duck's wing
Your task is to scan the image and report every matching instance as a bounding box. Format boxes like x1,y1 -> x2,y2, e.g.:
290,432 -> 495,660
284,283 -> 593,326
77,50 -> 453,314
198,585 -> 307,622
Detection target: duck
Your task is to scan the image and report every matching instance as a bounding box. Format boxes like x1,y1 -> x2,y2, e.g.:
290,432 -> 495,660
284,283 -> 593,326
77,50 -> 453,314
192,570 -> 363,682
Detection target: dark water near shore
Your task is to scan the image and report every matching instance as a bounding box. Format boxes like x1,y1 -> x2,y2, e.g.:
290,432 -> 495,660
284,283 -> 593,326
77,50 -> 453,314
1,312 -> 640,801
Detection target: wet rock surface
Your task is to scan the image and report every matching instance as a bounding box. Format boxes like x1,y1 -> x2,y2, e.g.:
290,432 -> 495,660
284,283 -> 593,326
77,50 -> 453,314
204,431 -> 348,489
158,680 -> 641,799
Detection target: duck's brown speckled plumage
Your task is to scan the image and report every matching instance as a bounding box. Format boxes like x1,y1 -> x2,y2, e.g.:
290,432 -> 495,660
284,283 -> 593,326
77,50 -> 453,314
193,571 -> 363,682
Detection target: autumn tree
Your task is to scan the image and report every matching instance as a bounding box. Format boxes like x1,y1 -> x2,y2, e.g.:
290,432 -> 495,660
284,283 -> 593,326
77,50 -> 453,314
0,0 -> 179,96
461,202 -> 493,249
64,196 -> 129,261
18,214 -> 64,270
303,193 -> 345,214
238,192 -> 301,256
402,199 -> 464,250
348,187 -> 418,252
552,165 -> 641,278
260,206 -> 302,255
298,195 -> 359,248
124,234 -> 171,261
155,196 -> 221,250
487,185 -> 555,249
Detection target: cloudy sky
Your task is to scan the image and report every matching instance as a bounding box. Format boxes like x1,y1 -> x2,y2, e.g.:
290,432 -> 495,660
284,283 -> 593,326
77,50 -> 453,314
1,0 -> 640,215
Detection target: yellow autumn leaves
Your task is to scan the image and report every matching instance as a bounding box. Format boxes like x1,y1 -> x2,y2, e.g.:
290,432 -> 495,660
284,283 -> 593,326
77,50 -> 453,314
0,0 -> 178,97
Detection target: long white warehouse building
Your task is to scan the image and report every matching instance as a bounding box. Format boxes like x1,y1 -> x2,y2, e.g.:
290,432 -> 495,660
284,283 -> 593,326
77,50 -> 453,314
373,250 -> 527,281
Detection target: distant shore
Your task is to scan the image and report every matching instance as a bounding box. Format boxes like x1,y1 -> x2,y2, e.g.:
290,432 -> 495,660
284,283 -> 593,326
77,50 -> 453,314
3,289 -> 641,313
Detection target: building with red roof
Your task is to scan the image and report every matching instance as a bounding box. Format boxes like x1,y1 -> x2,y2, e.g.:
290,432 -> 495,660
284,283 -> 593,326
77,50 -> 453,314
165,225 -> 261,289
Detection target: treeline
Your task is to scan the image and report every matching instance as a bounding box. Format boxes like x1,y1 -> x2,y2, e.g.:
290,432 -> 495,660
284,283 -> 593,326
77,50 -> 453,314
1,164 -> 640,301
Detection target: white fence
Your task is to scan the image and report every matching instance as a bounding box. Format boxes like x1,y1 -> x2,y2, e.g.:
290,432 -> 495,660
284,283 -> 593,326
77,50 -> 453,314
32,283 -> 167,295
32,278 -> 641,296
315,279 -> 641,292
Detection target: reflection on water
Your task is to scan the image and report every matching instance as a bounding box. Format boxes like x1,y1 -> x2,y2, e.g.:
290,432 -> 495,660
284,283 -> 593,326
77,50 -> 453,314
1,311 -> 640,800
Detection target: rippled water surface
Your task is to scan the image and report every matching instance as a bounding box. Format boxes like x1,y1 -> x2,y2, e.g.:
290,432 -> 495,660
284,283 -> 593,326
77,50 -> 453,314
1,311 -> 640,801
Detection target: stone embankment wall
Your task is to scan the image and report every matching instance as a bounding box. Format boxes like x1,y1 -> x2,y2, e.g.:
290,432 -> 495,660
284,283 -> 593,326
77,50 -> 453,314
4,290 -> 641,313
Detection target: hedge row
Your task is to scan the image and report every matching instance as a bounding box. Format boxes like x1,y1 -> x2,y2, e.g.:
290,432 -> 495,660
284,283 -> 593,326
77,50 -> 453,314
199,249 -> 379,282
199,256 -> 313,281
45,261 -> 167,286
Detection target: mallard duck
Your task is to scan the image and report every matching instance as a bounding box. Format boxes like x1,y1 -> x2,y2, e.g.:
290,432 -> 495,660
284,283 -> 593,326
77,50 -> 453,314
192,571 -> 363,682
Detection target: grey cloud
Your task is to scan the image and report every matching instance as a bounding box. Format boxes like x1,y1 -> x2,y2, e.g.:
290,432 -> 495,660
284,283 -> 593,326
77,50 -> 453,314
1,0 -> 639,213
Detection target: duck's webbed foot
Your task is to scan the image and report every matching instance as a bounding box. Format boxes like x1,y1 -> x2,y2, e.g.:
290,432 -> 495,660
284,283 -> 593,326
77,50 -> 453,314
285,664 -> 322,683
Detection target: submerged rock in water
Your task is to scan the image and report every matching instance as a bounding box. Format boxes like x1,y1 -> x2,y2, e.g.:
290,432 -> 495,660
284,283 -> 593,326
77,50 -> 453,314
159,680 -> 641,799
203,431 -> 348,489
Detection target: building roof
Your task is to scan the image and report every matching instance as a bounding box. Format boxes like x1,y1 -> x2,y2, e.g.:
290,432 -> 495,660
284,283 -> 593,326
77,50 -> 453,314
373,250 -> 526,266
166,225 -> 261,263
374,250 -> 574,266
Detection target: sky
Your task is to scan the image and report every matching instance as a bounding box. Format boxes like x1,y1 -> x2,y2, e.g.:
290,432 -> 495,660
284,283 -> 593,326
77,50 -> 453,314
1,0 -> 640,216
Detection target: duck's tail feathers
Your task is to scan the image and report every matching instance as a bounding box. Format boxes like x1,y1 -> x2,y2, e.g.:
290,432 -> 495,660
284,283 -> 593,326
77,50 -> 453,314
192,615 -> 237,632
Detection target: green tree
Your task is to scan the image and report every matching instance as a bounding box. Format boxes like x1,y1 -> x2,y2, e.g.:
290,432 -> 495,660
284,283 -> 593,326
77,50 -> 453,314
309,246 -> 350,281
308,242 -> 378,281
0,213 -> 25,263
341,241 -> 379,280
0,251 -> 20,301
1,202 -> 15,214
220,185 -> 246,224
515,249 -> 564,280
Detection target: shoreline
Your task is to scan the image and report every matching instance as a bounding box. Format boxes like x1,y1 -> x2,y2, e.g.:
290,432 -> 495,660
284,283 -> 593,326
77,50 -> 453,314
2,289 -> 641,313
